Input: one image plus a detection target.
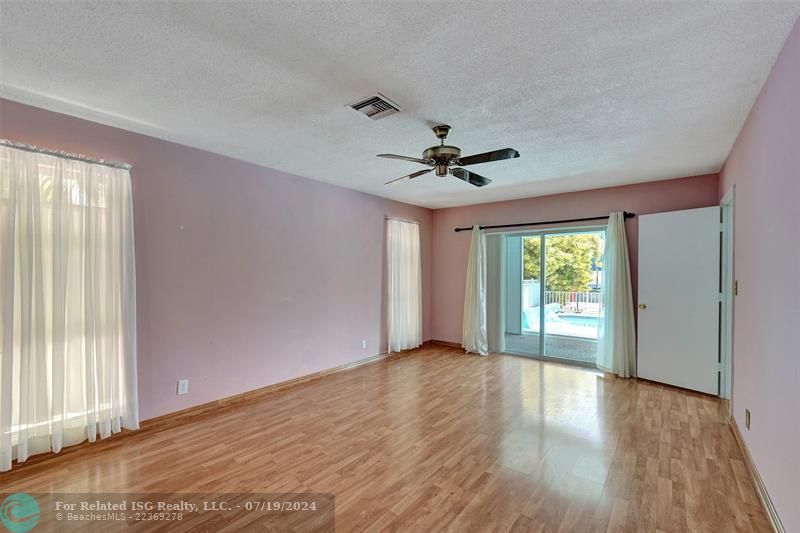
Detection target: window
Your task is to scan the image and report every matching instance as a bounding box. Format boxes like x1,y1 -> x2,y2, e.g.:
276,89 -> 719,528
0,143 -> 138,472
386,218 -> 422,352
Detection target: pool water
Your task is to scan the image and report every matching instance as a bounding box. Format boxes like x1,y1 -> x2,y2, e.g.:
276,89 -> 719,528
522,308 -> 601,339
559,315 -> 600,328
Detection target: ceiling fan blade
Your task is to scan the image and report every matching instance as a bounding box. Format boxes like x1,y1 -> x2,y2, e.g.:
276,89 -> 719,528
384,168 -> 433,185
451,168 -> 492,187
377,154 -> 432,165
457,148 -> 519,167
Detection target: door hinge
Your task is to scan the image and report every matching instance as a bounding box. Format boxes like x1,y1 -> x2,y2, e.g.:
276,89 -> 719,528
733,280 -> 738,296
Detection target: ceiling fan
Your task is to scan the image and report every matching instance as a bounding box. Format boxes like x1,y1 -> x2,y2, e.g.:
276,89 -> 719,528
378,124 -> 519,187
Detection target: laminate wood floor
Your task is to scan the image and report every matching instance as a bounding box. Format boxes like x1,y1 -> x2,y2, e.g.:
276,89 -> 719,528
0,345 -> 770,532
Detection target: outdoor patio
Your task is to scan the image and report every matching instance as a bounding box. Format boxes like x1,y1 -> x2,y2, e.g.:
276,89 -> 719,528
504,333 -> 598,365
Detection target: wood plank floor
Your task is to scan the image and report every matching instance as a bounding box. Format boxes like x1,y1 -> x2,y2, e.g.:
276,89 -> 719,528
1,345 -> 770,532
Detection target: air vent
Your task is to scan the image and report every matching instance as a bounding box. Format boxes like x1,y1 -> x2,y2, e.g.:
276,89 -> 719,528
349,93 -> 401,120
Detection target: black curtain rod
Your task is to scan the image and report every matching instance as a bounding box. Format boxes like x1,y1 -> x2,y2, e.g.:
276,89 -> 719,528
453,211 -> 636,232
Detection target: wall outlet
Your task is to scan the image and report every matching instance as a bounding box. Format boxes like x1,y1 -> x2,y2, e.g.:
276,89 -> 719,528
177,379 -> 189,396
361,339 -> 367,349
745,408 -> 751,430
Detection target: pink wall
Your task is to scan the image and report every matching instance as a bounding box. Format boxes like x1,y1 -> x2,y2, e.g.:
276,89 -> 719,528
719,19 -> 800,532
430,175 -> 720,343
0,99 -> 433,420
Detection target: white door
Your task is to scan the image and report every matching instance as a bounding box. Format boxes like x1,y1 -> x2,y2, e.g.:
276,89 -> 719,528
638,207 -> 720,394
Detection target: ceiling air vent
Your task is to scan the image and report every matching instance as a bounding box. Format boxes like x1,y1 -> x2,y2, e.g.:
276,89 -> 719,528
349,93 -> 401,120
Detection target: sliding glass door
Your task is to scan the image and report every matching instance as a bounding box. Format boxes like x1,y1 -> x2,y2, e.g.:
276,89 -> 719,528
542,231 -> 605,364
504,229 -> 605,365
504,235 -> 542,356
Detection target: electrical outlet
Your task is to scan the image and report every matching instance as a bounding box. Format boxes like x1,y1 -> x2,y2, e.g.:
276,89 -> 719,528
177,379 -> 189,396
361,339 -> 367,349
745,408 -> 751,430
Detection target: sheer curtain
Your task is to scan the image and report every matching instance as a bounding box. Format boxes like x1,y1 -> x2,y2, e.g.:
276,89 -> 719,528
596,211 -> 636,377
462,226 -> 488,355
386,218 -> 422,352
0,144 -> 138,472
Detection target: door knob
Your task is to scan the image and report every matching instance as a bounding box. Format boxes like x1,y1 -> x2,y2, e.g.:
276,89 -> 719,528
639,304 -> 647,309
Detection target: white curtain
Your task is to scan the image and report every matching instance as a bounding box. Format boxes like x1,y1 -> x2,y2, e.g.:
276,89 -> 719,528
462,226 -> 488,355
485,234 -> 506,353
387,218 -> 422,352
596,211 -> 636,377
0,144 -> 138,472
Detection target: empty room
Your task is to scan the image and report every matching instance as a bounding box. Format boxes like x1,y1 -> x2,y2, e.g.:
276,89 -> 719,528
0,1 -> 798,532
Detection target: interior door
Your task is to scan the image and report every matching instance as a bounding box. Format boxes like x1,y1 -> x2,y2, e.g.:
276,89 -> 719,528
637,207 -> 720,394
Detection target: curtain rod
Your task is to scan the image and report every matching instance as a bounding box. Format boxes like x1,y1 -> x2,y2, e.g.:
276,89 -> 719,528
453,211 -> 636,232
385,216 -> 419,225
0,139 -> 133,170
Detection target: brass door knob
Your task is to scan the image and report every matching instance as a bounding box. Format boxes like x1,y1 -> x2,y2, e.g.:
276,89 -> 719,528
639,303 -> 647,309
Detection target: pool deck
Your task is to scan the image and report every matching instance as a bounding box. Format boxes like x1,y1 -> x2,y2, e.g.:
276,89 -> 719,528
504,333 -> 598,364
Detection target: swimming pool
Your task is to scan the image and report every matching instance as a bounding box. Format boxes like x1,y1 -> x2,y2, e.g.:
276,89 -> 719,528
558,315 -> 600,328
522,308 -> 601,339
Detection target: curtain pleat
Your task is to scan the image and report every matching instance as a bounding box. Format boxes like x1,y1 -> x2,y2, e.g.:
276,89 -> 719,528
0,145 -> 138,471
596,211 -> 637,377
462,226 -> 488,355
387,219 -> 422,352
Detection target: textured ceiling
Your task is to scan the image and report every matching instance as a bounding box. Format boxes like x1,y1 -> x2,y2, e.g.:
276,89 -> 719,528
1,2 -> 798,208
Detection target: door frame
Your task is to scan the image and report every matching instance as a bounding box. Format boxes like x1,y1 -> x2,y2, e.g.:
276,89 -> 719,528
720,186 -> 735,399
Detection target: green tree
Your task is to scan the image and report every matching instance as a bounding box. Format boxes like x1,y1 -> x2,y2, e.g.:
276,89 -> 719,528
523,237 -> 541,280
523,234 -> 603,292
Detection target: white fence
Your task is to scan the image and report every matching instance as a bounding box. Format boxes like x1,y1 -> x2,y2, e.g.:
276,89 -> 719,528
522,281 -> 602,315
522,280 -> 540,309
544,290 -> 601,310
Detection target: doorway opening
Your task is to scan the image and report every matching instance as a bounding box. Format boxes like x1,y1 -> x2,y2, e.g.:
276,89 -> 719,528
504,229 -> 606,366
